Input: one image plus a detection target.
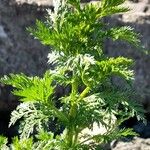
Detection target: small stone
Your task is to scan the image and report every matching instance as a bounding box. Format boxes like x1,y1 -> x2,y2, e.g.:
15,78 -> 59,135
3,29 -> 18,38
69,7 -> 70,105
0,25 -> 7,38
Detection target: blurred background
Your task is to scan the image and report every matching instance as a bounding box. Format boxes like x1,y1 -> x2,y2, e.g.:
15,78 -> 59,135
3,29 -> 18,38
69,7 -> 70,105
0,0 -> 149,149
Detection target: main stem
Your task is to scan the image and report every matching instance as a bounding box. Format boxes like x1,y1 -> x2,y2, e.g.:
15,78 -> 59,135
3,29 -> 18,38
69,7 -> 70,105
66,77 -> 78,146
66,77 -> 91,147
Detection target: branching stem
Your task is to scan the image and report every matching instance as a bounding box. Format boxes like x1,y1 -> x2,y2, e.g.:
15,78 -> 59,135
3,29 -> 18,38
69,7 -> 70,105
79,86 -> 90,100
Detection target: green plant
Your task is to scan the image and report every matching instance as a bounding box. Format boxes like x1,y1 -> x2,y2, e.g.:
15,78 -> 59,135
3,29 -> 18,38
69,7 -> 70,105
0,0 -> 145,149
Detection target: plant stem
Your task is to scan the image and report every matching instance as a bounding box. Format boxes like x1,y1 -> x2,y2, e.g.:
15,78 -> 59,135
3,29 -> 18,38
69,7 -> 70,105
66,83 -> 91,146
49,102 -> 69,124
79,133 -> 103,145
79,86 -> 90,99
66,78 -> 78,146
73,130 -> 79,145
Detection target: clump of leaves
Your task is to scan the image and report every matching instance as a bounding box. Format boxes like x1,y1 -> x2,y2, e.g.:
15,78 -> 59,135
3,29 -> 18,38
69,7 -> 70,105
0,0 -> 145,149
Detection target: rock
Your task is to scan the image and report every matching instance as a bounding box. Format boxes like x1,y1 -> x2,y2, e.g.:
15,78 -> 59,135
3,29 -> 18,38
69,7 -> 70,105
133,121 -> 150,138
14,0 -> 53,6
0,1 -> 50,76
122,1 -> 150,22
112,137 -> 150,150
0,25 -> 7,38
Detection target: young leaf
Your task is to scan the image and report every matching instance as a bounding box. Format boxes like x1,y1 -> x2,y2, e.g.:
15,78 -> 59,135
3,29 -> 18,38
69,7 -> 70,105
1,71 -> 54,102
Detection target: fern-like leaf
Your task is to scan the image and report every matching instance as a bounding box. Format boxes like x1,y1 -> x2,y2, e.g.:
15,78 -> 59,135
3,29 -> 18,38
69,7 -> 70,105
108,26 -> 141,47
27,20 -> 53,46
9,102 -> 52,138
101,0 -> 126,8
11,137 -> 33,150
0,136 -> 9,150
1,71 -> 54,103
92,128 -> 137,144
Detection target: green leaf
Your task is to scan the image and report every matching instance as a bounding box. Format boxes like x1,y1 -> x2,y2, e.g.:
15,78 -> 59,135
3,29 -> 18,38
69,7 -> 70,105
9,102 -> 51,138
101,0 -> 126,8
1,71 -> 54,102
0,136 -> 8,150
27,20 -> 53,46
12,137 -> 33,150
101,6 -> 129,17
36,130 -> 54,141
67,0 -> 81,10
92,128 -> 138,144
97,57 -> 134,81
107,26 -> 141,47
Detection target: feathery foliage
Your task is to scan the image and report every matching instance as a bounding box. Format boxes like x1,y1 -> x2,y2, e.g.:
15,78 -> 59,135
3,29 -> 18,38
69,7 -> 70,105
1,71 -> 54,102
0,0 -> 145,149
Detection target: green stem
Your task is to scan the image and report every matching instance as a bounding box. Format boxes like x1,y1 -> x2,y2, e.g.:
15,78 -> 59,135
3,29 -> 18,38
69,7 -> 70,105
73,130 -> 79,145
79,86 -> 90,99
66,78 -> 90,146
79,133 -> 103,145
69,78 -> 78,117
66,78 -> 78,146
49,103 -> 69,124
